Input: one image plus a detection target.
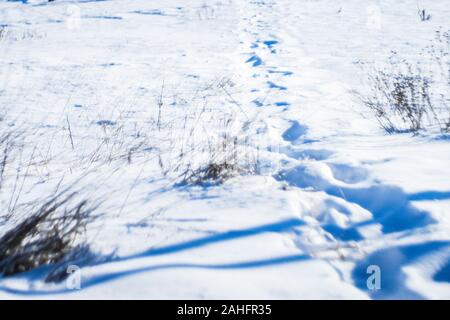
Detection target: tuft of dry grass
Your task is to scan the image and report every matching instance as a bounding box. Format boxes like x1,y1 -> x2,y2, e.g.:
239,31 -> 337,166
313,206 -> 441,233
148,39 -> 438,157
182,161 -> 247,185
0,190 -> 100,277
356,32 -> 450,135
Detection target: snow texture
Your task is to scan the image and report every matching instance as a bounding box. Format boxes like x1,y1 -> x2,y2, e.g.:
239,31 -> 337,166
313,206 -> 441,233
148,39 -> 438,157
0,0 -> 449,299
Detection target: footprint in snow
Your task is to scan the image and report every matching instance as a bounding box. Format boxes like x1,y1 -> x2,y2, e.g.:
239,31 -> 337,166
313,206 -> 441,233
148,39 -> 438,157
282,121 -> 308,142
275,102 -> 290,107
246,55 -> 263,67
268,81 -> 287,90
268,69 -> 293,77
263,40 -> 279,53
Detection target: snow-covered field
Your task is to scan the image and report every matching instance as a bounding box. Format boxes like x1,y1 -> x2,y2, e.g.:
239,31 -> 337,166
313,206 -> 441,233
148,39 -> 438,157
0,0 -> 449,299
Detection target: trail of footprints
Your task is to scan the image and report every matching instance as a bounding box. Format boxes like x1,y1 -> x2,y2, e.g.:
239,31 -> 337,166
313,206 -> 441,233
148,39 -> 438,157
242,7 -> 292,110
239,0 -> 448,298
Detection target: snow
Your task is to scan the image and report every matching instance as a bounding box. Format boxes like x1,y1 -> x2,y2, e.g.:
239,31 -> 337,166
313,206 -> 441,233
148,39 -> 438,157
0,0 -> 449,299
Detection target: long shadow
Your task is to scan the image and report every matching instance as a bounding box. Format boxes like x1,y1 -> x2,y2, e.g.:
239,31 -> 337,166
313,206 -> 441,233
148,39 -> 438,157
127,218 -> 305,259
0,254 -> 310,296
76,253 -> 310,294
408,191 -> 450,201
352,241 -> 450,299
0,218 -> 306,295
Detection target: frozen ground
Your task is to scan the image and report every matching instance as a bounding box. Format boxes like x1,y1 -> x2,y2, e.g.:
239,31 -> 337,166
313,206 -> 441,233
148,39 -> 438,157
0,0 -> 449,299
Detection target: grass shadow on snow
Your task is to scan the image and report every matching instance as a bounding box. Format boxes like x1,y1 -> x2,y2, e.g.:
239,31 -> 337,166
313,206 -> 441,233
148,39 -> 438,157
0,253 -> 311,296
131,218 -> 304,258
407,190 -> 450,201
0,218 -> 307,295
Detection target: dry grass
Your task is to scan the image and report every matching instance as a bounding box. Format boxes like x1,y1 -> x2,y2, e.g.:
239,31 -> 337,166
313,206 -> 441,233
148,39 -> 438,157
0,190 -> 100,277
0,115 -> 102,281
0,76 -> 260,282
357,32 -> 450,135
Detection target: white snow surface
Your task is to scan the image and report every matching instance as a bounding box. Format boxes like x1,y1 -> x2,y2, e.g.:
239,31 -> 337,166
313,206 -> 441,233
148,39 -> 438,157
0,0 -> 449,299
